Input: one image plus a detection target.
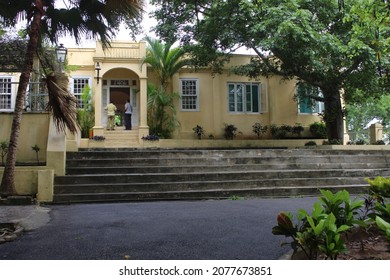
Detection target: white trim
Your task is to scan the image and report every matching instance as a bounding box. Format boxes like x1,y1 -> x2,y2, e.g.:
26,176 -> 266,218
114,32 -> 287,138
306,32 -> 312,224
180,78 -> 200,112
0,76 -> 15,112
70,76 -> 92,108
227,82 -> 262,114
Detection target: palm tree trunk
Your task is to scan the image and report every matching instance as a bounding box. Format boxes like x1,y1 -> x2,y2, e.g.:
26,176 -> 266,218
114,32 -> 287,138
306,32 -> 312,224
0,0 -> 44,197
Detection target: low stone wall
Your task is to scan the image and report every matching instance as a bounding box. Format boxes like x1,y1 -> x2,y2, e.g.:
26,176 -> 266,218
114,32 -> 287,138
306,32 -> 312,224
0,116 -> 65,203
141,139 -> 325,149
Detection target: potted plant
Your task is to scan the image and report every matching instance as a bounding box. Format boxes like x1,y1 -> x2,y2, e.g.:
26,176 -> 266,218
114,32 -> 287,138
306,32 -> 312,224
193,125 -> 205,140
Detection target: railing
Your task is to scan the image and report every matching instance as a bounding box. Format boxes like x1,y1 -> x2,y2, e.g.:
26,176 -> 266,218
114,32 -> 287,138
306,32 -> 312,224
348,126 -> 390,144
0,81 -> 49,112
347,129 -> 369,143
25,81 -> 49,112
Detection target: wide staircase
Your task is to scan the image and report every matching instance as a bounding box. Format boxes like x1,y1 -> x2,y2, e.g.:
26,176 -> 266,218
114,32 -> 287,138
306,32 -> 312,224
52,148 -> 390,203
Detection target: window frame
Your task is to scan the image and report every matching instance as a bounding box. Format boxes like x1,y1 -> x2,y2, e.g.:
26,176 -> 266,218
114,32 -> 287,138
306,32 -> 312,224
180,78 -> 200,112
0,76 -> 15,112
297,85 -> 325,115
228,82 -> 262,114
70,76 -> 92,109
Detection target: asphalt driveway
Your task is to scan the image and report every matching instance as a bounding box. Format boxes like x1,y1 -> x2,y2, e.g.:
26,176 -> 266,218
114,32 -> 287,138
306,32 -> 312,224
0,197 -> 319,260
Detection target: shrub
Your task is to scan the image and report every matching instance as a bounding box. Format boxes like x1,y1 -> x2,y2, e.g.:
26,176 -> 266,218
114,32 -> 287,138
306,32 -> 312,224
92,135 -> 105,141
142,135 -> 160,141
374,140 -> 386,145
193,125 -> 205,140
272,189 -> 365,260
305,141 -> 317,146
309,122 -> 327,139
366,177 -> 390,198
224,124 -> 238,140
355,139 -> 367,145
292,124 -> 304,136
323,139 -> 341,145
270,124 -> 290,139
252,122 -> 268,139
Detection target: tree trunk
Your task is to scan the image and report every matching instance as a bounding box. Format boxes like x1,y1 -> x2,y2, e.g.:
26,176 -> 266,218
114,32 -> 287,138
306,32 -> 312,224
0,0 -> 44,197
323,88 -> 345,144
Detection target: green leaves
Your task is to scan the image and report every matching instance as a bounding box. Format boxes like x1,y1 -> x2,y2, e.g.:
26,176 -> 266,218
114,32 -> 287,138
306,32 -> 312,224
272,188 -> 366,259
376,216 -> 390,241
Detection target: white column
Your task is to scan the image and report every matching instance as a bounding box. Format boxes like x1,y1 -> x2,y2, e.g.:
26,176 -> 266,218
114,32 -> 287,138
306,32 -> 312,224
93,76 -> 104,136
138,77 -> 149,139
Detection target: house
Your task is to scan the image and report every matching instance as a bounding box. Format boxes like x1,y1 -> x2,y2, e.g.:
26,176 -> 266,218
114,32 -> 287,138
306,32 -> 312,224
65,41 -> 324,144
0,40 -> 327,154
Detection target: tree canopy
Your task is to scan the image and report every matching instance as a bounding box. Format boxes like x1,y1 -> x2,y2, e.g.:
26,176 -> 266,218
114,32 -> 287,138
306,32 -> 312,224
151,0 -> 390,142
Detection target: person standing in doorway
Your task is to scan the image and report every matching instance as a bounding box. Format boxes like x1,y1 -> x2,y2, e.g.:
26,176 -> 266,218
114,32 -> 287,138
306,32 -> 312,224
105,102 -> 117,130
124,99 -> 133,130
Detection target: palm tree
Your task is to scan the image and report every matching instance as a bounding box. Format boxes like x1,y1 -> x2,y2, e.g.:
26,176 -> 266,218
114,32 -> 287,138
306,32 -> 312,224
142,37 -> 191,137
0,0 -> 143,197
142,36 -> 191,92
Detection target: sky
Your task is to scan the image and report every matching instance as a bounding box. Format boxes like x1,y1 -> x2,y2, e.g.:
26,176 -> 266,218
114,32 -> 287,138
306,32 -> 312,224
57,0 -> 157,48
13,0 -> 253,54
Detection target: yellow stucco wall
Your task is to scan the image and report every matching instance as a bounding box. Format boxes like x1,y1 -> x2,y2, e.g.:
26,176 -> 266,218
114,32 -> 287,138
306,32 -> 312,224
0,113 -> 50,163
149,69 -> 321,139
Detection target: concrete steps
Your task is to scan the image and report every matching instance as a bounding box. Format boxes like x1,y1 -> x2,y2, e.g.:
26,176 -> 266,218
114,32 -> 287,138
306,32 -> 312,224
52,148 -> 390,203
103,127 -> 139,147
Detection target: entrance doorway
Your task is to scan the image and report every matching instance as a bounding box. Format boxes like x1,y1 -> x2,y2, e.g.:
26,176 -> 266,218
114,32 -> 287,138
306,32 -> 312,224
110,87 -> 129,126
102,79 -> 138,128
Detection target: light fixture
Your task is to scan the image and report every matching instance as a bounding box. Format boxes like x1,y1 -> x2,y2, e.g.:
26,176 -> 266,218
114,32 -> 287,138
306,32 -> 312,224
95,62 -> 101,84
55,43 -> 67,72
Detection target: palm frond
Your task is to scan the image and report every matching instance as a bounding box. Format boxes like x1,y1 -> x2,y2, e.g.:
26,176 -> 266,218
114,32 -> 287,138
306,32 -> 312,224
0,0 -> 30,26
45,73 -> 79,134
43,0 -> 142,48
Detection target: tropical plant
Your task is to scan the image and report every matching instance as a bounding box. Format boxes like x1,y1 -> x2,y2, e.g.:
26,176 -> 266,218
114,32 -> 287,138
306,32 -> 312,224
0,0 -> 143,197
76,85 -> 94,138
376,216 -> 390,241
142,37 -> 190,137
273,205 -> 350,260
273,189 -> 365,260
366,177 -> 390,198
318,189 -> 365,227
147,83 -> 179,138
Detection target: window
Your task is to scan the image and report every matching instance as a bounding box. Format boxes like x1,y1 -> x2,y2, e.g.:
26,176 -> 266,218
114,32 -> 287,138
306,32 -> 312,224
228,83 -> 261,113
180,79 -> 199,111
297,84 -> 324,114
71,77 -> 91,108
0,77 -> 13,111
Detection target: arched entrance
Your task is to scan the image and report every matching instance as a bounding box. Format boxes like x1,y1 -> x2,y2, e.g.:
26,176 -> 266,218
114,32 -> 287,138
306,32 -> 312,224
101,68 -> 139,129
